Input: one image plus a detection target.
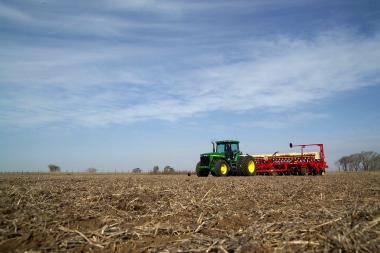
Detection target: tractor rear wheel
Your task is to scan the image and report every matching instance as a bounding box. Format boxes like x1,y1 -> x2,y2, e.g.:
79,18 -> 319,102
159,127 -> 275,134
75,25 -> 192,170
196,162 -> 209,177
241,156 -> 256,176
214,160 -> 229,177
236,156 -> 245,176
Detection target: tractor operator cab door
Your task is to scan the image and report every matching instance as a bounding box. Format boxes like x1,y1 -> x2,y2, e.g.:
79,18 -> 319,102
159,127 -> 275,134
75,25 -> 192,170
230,143 -> 239,159
216,142 -> 240,160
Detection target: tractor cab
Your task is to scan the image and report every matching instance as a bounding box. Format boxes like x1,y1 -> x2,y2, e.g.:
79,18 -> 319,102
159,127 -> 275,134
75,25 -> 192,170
214,140 -> 241,160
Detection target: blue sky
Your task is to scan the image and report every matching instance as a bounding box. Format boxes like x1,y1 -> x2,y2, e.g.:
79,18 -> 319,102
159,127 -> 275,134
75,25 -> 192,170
1,0 -> 380,172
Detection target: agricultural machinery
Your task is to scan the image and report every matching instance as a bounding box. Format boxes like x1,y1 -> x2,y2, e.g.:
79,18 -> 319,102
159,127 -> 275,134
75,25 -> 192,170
192,141 -> 328,177
195,140 -> 256,177
252,143 -> 328,176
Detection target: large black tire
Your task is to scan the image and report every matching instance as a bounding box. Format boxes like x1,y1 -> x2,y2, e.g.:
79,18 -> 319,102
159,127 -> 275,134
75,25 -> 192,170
236,156 -> 245,176
214,160 -> 229,177
241,156 -> 256,176
300,168 -> 307,176
196,162 -> 209,177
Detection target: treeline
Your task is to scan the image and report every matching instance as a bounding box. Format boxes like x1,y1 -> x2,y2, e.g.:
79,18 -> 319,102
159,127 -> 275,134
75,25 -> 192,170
151,165 -> 174,173
48,164 -> 98,173
47,164 -> 189,174
335,151 -> 380,172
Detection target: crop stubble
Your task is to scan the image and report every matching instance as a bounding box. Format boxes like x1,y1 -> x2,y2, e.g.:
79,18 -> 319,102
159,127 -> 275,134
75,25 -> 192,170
0,173 -> 379,252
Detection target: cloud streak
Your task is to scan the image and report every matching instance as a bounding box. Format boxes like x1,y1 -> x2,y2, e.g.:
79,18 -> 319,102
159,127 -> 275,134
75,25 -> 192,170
1,1 -> 379,128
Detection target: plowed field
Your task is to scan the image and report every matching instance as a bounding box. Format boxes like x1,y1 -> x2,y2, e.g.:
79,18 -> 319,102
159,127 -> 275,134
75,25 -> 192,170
1,173 -> 379,252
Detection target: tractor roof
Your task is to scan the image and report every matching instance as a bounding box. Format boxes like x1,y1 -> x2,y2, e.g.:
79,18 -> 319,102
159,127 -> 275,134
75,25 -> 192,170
215,140 -> 239,144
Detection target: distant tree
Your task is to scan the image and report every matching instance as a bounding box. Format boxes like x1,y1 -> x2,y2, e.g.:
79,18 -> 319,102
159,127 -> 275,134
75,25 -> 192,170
335,151 -> 380,172
164,166 -> 174,173
335,159 -> 344,172
153,166 -> 159,173
358,151 -> 380,171
369,153 -> 380,171
349,153 -> 361,172
86,167 -> 97,173
132,167 -> 141,173
48,164 -> 60,172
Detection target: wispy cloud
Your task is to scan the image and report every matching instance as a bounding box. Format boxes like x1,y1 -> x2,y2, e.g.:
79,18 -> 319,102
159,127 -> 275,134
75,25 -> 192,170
0,2 -> 34,23
1,1 -> 379,128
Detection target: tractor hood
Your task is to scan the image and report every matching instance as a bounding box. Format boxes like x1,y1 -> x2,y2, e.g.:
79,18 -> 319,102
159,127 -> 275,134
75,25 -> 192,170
200,152 -> 225,157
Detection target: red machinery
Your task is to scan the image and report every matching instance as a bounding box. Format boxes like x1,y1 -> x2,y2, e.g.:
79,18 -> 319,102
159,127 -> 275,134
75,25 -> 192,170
252,143 -> 328,175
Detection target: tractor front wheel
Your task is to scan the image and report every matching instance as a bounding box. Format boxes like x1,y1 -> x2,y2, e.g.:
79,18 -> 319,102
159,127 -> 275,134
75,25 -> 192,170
214,160 -> 230,177
196,162 -> 209,177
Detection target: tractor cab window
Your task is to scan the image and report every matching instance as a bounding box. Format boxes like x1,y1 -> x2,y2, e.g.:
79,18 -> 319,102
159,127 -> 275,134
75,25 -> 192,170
231,143 -> 239,153
216,143 -> 239,154
216,143 -> 225,153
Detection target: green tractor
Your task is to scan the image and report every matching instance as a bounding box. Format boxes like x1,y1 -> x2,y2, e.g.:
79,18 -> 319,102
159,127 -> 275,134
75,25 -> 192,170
196,140 -> 256,177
